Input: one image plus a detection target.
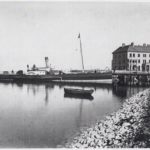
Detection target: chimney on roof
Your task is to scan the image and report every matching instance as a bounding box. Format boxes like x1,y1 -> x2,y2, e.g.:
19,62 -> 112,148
131,42 -> 134,46
143,43 -> 146,47
122,43 -> 125,47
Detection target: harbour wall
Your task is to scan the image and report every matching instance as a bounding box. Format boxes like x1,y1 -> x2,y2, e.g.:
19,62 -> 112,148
0,73 -> 112,84
1,73 -> 150,87
64,89 -> 150,148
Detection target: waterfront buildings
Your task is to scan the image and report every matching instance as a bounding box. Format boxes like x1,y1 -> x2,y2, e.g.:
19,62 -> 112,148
27,57 -> 54,75
112,43 -> 150,72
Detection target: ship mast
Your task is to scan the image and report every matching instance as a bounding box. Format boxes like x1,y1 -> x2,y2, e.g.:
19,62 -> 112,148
78,33 -> 85,72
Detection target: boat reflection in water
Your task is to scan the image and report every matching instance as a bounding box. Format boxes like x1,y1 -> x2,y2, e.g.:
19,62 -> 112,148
64,93 -> 94,100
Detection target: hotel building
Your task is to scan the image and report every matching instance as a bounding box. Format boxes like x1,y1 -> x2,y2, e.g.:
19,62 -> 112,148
112,43 -> 150,72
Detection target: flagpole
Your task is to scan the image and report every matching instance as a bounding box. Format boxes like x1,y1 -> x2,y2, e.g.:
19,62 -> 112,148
78,33 -> 85,72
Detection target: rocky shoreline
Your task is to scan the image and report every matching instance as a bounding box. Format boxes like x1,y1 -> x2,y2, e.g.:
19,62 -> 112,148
65,89 -> 150,148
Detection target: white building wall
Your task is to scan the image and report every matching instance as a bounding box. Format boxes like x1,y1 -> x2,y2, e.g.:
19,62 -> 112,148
127,52 -> 150,71
27,71 -> 46,75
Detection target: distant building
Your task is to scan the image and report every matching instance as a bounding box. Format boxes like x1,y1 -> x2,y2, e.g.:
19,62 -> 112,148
26,57 -> 51,75
112,42 -> 150,72
27,69 -> 48,75
3,71 -> 9,75
26,57 -> 62,75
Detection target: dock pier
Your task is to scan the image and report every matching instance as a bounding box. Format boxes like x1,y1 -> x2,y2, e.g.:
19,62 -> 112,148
112,71 -> 150,86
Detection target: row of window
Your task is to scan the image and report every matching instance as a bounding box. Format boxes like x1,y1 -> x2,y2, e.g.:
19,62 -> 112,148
130,53 -> 150,57
114,59 -> 150,64
129,59 -> 149,63
129,66 -> 141,71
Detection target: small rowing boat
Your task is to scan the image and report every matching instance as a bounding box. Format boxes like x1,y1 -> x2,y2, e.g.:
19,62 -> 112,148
64,87 -> 94,96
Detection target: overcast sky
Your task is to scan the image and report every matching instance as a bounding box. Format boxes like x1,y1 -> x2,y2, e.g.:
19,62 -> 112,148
0,2 -> 150,71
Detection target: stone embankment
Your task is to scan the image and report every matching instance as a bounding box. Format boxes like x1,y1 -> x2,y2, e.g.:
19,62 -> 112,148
65,89 -> 150,148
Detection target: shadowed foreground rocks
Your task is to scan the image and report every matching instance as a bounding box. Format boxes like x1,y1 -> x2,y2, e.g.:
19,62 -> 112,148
65,89 -> 150,148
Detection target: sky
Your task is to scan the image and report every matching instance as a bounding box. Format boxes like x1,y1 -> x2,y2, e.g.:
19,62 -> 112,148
0,1 -> 150,71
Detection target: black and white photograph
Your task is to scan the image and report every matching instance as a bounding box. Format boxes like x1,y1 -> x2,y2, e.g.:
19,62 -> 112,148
0,0 -> 149,148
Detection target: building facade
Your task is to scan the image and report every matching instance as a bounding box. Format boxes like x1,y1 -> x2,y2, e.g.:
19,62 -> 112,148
112,43 -> 150,72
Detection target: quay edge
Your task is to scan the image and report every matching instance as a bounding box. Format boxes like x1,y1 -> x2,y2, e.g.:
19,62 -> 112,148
0,72 -> 112,84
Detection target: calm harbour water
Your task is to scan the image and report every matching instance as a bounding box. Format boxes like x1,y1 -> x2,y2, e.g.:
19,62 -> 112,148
0,82 -> 147,148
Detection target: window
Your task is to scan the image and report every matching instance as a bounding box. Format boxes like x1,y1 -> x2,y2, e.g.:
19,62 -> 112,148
138,66 -> 140,71
138,54 -> 140,57
138,60 -> 140,63
130,53 -> 132,57
149,54 -> 150,57
133,53 -> 135,57
143,54 -> 146,57
132,66 -> 134,70
143,60 -> 146,63
149,60 -> 150,63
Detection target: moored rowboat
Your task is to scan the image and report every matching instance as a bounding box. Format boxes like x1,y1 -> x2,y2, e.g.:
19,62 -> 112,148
64,87 -> 94,96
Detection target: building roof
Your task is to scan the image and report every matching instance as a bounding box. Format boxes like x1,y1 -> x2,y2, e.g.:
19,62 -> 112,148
112,44 -> 150,54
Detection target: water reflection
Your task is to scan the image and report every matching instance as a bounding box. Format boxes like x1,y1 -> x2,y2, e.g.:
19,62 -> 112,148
45,85 -> 49,105
64,93 -> 94,100
76,100 -> 83,128
0,82 -> 147,148
11,83 -> 147,104
112,85 -> 147,99
112,86 -> 127,98
12,83 -> 56,105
